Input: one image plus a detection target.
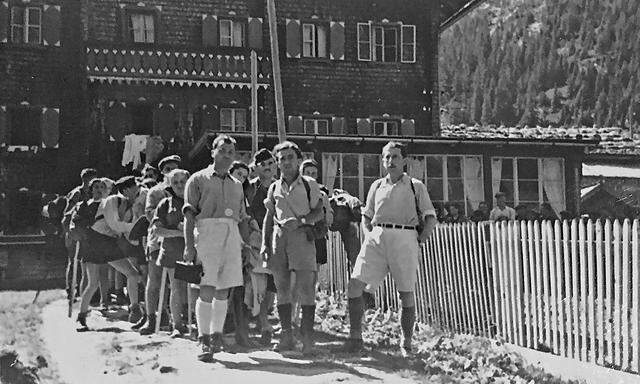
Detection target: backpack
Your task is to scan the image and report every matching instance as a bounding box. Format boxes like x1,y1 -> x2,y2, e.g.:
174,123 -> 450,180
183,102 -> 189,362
299,177 -> 329,240
68,200 -> 102,241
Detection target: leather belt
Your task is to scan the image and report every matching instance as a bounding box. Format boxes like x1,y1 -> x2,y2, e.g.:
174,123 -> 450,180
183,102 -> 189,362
375,223 -> 416,230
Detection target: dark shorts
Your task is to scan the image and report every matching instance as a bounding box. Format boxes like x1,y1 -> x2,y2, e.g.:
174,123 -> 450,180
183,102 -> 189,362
147,249 -> 160,264
84,229 -> 126,264
266,274 -> 277,293
315,238 -> 327,265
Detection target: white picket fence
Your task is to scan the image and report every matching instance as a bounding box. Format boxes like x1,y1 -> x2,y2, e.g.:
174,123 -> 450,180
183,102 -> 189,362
321,219 -> 640,374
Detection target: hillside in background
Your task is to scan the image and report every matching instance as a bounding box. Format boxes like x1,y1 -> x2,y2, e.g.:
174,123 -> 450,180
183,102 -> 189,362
439,0 -> 640,129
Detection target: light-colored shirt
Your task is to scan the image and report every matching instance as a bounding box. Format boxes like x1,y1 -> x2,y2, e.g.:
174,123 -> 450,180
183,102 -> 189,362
146,181 -> 172,252
489,206 -> 516,221
264,174 -> 320,223
183,165 -> 247,222
91,195 -> 134,238
364,174 -> 436,227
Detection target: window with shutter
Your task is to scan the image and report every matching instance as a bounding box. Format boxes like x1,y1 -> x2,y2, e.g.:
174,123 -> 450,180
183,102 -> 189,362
129,12 -> 155,43
303,118 -> 329,134
357,22 -> 371,61
219,19 -> 245,47
302,23 -> 328,58
10,6 -> 41,44
401,24 -> 416,63
372,25 -> 398,62
286,19 -> 301,59
373,120 -> 399,136
329,21 -> 345,60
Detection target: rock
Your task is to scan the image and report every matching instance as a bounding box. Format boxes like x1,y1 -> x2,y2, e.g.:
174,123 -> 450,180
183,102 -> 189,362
36,355 -> 48,368
159,366 -> 177,374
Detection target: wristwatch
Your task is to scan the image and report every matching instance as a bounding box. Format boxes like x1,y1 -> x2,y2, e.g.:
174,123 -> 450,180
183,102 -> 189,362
300,217 -> 307,225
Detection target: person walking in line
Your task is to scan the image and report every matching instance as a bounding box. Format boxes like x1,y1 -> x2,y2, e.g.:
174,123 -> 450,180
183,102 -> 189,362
342,141 -> 437,356
183,134 -> 248,362
151,169 -> 190,337
246,149 -> 278,346
77,176 -> 144,326
136,155 -> 181,334
260,141 -> 324,355
489,192 -> 516,222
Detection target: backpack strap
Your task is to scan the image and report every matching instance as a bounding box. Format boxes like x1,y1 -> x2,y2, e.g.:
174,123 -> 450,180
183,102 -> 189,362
300,176 -> 312,206
408,177 -> 422,220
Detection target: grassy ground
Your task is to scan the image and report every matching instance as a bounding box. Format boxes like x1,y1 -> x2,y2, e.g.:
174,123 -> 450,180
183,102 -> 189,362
0,289 -> 66,384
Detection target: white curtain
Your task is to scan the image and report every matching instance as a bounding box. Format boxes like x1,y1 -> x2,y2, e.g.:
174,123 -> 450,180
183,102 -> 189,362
130,14 -> 146,42
323,154 -> 339,193
542,158 -> 566,215
407,156 -> 425,181
464,156 -> 485,211
491,158 -> 503,203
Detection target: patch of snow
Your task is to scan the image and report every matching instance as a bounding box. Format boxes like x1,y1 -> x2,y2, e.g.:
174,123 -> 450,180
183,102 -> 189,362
583,164 -> 640,179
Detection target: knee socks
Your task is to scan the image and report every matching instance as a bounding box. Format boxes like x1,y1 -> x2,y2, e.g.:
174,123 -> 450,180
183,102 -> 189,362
348,296 -> 364,339
277,304 -> 292,333
301,305 -> 316,339
195,298 -> 212,337
210,299 -> 228,334
400,306 -> 416,344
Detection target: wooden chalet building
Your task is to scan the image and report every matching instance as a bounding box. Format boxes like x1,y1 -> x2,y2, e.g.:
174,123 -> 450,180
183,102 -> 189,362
0,0 -> 591,236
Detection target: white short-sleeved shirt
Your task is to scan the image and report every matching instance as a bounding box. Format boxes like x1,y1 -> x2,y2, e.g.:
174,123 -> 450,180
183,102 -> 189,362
264,174 -> 320,223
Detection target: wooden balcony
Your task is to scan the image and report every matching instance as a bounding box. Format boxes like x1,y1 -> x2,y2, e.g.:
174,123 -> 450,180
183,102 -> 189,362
86,45 -> 271,89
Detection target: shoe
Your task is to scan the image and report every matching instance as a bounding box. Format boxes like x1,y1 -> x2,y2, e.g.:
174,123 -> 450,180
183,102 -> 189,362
273,331 -> 295,352
341,338 -> 364,354
128,304 -> 144,324
210,332 -> 224,353
197,335 -> 213,362
301,335 -> 319,357
131,313 -> 147,330
76,311 -> 89,328
139,315 -> 156,335
259,330 -> 273,347
170,323 -> 188,338
400,337 -> 413,357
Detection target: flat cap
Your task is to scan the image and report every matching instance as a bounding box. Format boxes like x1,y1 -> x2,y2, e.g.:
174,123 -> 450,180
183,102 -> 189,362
158,155 -> 182,170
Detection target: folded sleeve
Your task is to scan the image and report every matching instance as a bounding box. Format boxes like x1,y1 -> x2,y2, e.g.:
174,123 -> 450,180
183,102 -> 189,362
183,174 -> 201,216
363,179 -> 380,220
416,181 -> 436,217
104,197 -> 134,234
307,178 -> 321,212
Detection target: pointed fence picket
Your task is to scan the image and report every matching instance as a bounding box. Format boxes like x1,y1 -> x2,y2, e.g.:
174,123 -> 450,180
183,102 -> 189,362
322,219 -> 640,374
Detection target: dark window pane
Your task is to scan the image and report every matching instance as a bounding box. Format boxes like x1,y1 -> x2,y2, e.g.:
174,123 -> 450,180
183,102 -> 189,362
342,155 -> 358,176
130,105 -> 153,135
27,27 -> 39,43
448,179 -> 464,201
28,8 -> 40,25
519,180 -> 539,202
498,180 -> 514,202
363,177 -> 377,198
10,108 -> 40,146
11,26 -> 24,43
317,120 -> 329,134
342,177 -> 359,198
447,156 -> 462,178
362,155 -> 380,177
427,178 -> 443,202
11,7 -> 24,24
426,156 -> 443,178
518,158 -> 538,180
500,158 -> 513,180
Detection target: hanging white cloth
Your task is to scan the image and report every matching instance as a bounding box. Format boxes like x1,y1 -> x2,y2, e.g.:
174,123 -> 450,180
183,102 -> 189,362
491,158 -> 503,204
464,156 -> 485,211
542,158 -> 566,215
323,154 -> 339,193
408,156 -> 426,181
121,134 -> 149,169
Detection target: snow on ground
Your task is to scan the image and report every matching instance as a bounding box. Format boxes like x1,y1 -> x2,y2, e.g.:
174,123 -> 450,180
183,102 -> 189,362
42,300 -> 419,384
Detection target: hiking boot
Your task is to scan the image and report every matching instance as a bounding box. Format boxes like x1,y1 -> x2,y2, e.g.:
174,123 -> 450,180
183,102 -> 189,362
128,304 -> 144,323
400,337 -> 413,357
197,335 -> 213,362
139,314 -> 156,335
210,332 -> 225,353
76,311 -> 89,328
259,330 -> 273,347
131,313 -> 147,330
341,338 -> 364,354
301,334 -> 319,357
273,331 -> 296,352
170,323 -> 189,338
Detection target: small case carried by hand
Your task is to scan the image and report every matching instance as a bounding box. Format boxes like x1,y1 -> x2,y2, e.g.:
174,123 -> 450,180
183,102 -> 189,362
174,261 -> 203,284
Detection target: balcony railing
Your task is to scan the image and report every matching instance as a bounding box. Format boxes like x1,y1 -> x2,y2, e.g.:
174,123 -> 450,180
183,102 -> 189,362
86,45 -> 271,88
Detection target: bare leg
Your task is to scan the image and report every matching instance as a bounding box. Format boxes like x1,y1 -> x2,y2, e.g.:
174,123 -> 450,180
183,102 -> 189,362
167,268 -> 186,327
109,258 -> 141,305
79,263 -> 102,314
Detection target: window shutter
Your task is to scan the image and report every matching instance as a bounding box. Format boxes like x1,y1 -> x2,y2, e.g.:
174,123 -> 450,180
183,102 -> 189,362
330,21 -> 345,60
357,22 -> 371,61
42,4 -> 61,46
202,14 -> 218,47
104,102 -> 130,141
356,118 -> 371,135
400,24 -> 416,63
400,119 -> 415,136
285,18 -> 300,59
331,116 -> 345,134
154,104 -> 176,141
41,108 -> 59,148
248,17 -> 263,50
0,106 -> 7,146
288,115 -> 303,133
119,7 -> 129,42
0,1 -> 8,44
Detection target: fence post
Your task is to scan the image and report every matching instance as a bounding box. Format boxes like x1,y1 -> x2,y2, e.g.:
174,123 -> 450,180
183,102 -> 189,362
554,221 -> 565,357
522,221 -> 532,348
563,220 -> 574,359
542,220 -> 552,348
548,221 -> 559,354
605,219 -> 613,365
479,223 -> 494,337
580,218 -> 588,362
587,219 -> 596,363
534,220 -> 544,347
632,219 -> 639,372
572,219 -> 580,359
595,219 -> 605,366
622,219 -> 630,370
613,219 -> 622,366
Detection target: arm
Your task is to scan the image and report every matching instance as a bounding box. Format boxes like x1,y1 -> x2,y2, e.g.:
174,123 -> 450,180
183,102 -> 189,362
361,179 -> 378,232
420,215 -> 438,242
103,197 -> 134,234
362,214 -> 373,233
416,181 -> 437,242
183,211 -> 196,262
261,184 -> 276,260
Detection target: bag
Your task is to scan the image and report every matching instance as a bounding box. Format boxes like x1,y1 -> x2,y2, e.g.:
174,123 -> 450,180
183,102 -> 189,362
300,177 -> 329,240
174,261 -> 203,284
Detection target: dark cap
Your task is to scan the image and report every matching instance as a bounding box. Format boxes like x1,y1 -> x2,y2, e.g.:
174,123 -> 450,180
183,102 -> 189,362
115,176 -> 137,192
495,191 -> 506,199
158,155 -> 182,170
252,148 -> 273,165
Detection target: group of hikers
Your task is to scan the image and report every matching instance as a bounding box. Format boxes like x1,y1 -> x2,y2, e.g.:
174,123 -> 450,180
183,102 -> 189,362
57,134 -> 438,361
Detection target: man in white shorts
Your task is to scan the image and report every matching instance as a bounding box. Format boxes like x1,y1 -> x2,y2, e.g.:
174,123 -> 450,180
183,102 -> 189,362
343,141 -> 437,356
183,134 -> 248,362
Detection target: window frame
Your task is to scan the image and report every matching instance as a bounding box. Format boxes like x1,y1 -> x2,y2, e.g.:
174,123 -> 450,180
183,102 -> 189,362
219,18 -> 246,48
10,6 -> 42,45
323,152 -> 382,201
7,105 -> 41,146
372,119 -> 400,136
128,10 -> 156,44
357,22 -> 372,61
303,117 -> 330,135
400,24 -> 416,63
358,21 -> 416,63
301,22 -> 329,59
220,108 -> 247,132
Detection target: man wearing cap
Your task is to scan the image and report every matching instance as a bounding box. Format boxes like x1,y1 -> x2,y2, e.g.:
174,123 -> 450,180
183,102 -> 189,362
183,135 -> 248,361
245,148 -> 277,345
261,141 -> 324,355
343,141 -> 437,356
135,155 -> 181,334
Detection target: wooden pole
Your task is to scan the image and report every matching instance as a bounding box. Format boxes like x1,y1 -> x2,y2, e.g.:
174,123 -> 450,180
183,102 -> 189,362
155,267 -> 168,334
266,0 -> 286,142
68,241 -> 80,318
250,50 -> 259,153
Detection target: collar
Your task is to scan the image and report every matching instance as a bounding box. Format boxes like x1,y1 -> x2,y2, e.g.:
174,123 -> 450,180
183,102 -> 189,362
384,173 -> 409,185
207,165 -> 229,179
280,173 -> 303,188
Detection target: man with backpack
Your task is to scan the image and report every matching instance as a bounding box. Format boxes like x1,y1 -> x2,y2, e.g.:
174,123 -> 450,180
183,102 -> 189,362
260,141 -> 324,355
343,141 -> 437,356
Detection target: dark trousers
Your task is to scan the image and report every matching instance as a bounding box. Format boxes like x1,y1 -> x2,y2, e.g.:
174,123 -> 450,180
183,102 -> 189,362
231,285 -> 250,342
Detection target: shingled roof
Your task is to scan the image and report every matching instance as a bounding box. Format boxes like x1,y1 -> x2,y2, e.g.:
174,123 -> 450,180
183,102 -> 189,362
440,125 -> 640,155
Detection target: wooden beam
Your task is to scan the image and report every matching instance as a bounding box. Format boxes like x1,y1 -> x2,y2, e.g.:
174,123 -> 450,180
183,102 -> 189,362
266,0 -> 286,143
250,50 -> 259,153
